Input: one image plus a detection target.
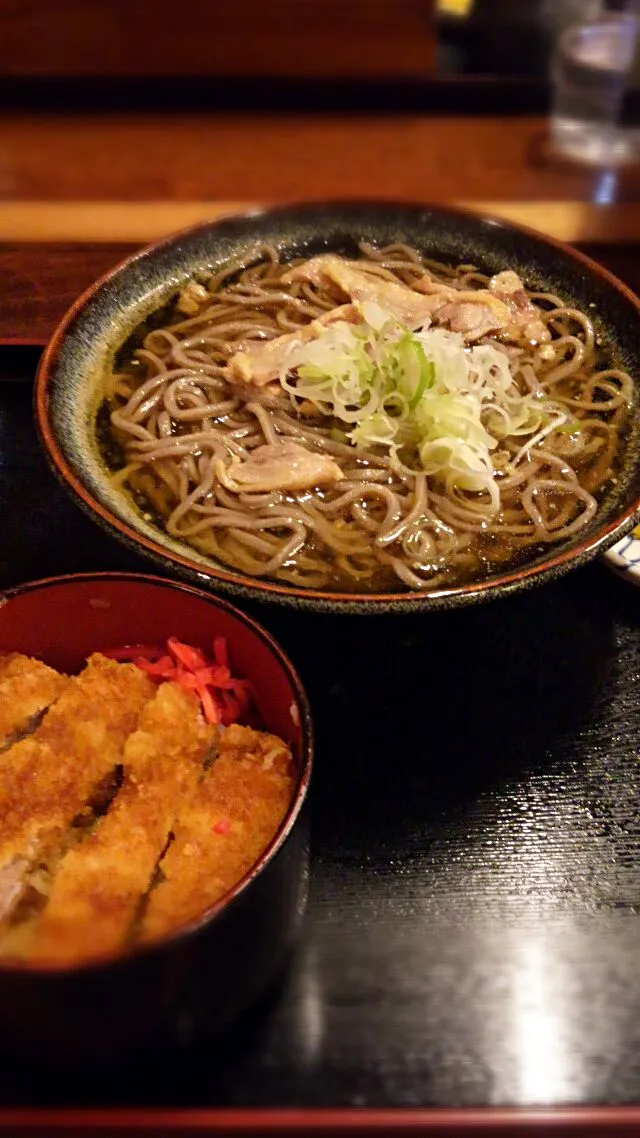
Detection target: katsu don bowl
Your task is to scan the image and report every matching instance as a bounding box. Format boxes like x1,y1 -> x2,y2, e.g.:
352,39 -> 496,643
36,201 -> 640,614
0,573 -> 312,1064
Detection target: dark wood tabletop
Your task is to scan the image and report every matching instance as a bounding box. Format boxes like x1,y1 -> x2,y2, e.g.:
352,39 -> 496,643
2,110 -> 640,345
1,81 -> 640,1132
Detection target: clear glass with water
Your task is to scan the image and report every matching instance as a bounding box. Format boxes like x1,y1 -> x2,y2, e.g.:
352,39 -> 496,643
551,14 -> 639,163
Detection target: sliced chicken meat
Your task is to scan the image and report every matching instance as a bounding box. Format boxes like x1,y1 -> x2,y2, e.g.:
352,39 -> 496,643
281,255 -> 437,328
227,257 -> 550,390
214,441 -> 344,493
487,270 -> 551,345
283,254 -> 549,346
228,304 -> 357,386
431,301 -> 504,341
415,269 -> 550,345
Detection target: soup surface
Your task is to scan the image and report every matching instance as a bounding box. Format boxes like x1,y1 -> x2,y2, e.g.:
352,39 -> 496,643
100,244 -> 633,593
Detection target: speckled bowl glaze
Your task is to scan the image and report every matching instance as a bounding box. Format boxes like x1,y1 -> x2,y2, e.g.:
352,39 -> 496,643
36,202 -> 640,615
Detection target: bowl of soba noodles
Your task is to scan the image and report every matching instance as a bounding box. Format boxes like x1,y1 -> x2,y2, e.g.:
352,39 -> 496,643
36,202 -> 640,613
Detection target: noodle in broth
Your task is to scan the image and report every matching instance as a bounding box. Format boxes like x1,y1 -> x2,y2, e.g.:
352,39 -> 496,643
101,243 -> 633,592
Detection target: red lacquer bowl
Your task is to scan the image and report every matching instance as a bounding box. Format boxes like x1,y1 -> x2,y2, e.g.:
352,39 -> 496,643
0,572 -> 313,1065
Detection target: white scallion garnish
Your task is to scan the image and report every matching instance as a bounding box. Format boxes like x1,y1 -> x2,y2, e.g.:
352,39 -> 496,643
280,306 -> 565,514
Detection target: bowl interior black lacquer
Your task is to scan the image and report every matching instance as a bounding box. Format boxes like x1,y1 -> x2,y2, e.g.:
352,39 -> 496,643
0,573 -> 313,1063
36,202 -> 640,614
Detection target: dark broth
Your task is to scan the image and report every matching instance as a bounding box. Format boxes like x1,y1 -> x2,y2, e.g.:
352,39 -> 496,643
98,253 -> 631,594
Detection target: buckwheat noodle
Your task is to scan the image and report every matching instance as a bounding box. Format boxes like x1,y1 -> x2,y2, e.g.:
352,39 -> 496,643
103,243 -> 632,591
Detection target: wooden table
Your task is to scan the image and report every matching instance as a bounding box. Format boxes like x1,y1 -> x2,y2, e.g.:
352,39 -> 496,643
1,111 -> 640,344
2,104 -> 640,1135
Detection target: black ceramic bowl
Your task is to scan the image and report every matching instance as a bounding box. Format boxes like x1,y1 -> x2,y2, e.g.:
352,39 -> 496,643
36,202 -> 640,614
0,573 -> 312,1065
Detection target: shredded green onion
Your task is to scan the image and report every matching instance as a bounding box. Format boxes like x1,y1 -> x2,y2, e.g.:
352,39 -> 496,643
280,306 -> 565,513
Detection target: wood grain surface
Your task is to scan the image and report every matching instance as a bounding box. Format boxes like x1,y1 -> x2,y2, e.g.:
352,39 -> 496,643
2,60 -> 640,1129
0,0 -> 435,79
4,201 -> 640,244
1,114 -> 638,204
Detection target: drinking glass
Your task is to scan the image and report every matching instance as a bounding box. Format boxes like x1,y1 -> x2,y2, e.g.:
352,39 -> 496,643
550,10 -> 639,163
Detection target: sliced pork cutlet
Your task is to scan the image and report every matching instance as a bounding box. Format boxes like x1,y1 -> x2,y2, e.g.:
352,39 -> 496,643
0,654 -> 155,925
0,653 -> 69,753
141,724 -> 296,943
27,683 -> 216,965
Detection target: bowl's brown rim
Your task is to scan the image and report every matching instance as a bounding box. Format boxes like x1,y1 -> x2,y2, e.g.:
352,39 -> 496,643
35,200 -> 640,608
0,570 -> 314,976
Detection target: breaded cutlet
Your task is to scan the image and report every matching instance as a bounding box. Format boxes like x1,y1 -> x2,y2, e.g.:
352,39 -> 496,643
0,653 -> 68,752
28,683 -> 216,965
0,654 -> 155,921
141,724 -> 295,942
